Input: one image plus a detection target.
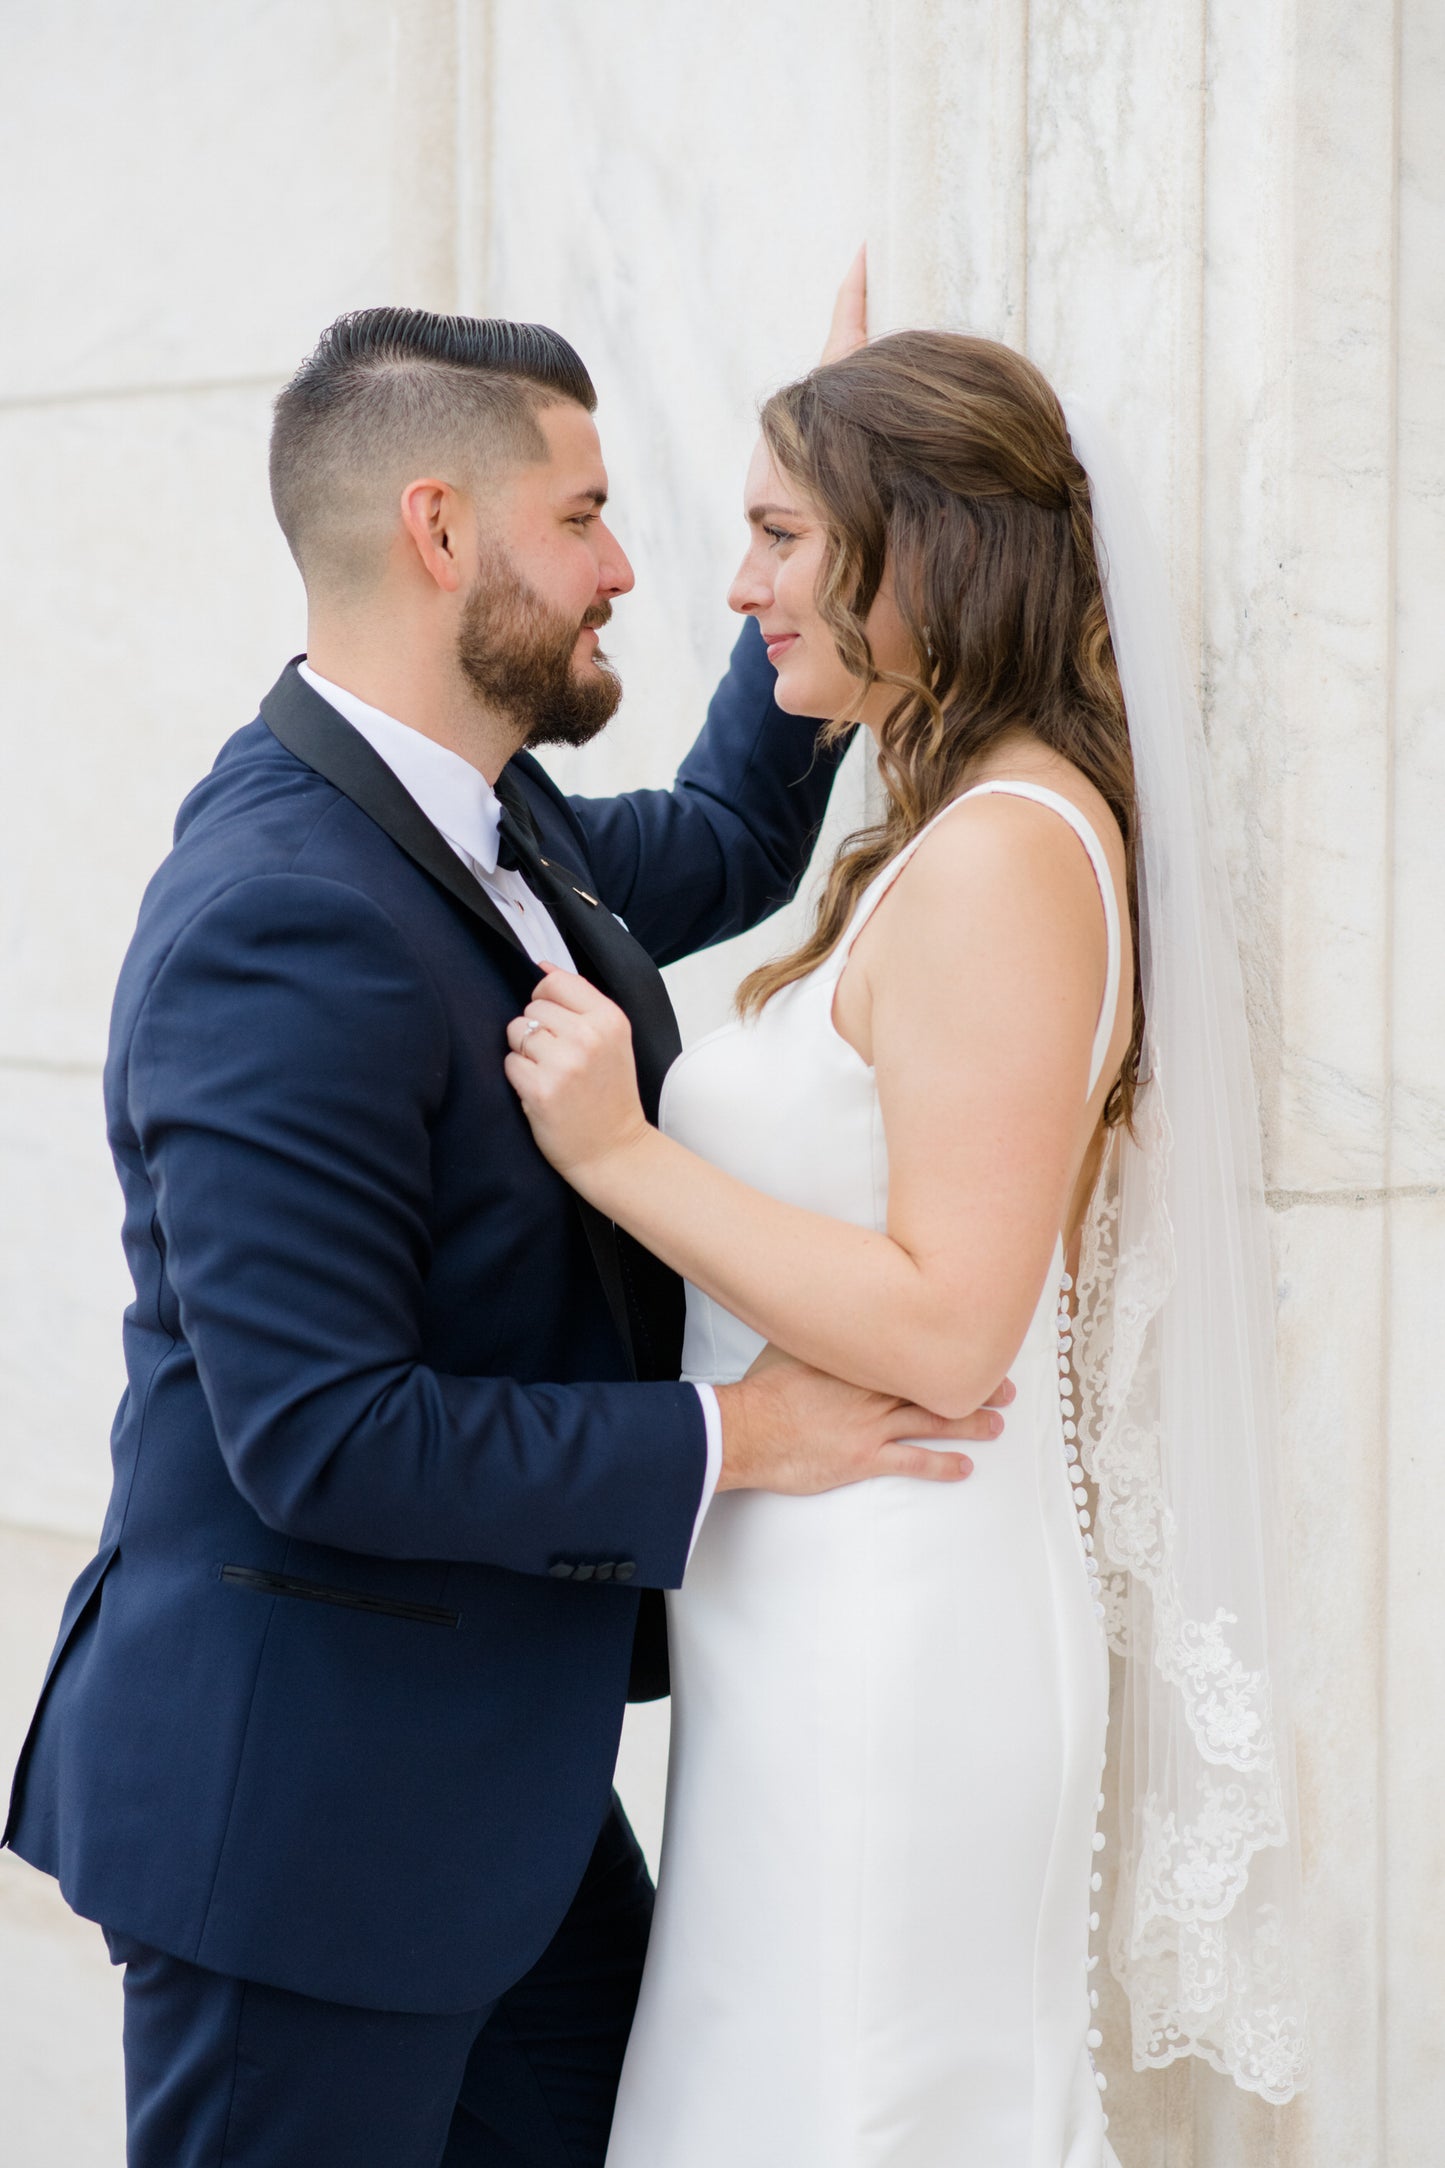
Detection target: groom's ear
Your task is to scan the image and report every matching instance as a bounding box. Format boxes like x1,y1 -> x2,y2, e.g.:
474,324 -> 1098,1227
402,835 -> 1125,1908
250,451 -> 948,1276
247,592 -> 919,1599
398,478 -> 469,594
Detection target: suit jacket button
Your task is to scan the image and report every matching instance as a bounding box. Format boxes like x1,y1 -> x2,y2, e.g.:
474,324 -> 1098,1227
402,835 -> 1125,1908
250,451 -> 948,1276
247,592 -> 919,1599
614,1561 -> 637,1582
572,1563 -> 595,1582
594,1562 -> 615,1582
548,1562 -> 574,1580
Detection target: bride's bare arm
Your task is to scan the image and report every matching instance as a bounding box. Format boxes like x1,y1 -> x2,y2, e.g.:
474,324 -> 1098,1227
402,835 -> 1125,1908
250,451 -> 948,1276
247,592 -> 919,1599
505,795 -> 1115,1421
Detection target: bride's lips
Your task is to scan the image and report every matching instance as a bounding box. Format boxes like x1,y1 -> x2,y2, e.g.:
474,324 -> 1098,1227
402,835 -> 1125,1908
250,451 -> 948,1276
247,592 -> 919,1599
763,632 -> 799,663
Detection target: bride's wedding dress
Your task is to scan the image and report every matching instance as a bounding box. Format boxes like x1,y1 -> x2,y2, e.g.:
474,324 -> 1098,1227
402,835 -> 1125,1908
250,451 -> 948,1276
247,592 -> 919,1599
606,780 -> 1125,2168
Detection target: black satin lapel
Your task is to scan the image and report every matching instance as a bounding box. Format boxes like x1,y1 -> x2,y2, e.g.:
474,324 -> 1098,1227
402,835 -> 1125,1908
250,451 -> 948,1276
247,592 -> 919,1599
259,663 -> 531,968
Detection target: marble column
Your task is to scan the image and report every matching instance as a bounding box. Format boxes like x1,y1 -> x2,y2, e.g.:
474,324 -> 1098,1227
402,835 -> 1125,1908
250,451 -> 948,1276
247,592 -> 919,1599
863,2 -> 1444,2162
1384,5 -> 1445,2162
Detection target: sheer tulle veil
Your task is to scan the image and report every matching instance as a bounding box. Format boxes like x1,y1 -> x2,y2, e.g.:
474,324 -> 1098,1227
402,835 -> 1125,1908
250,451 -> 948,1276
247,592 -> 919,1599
1061,400 -> 1309,2101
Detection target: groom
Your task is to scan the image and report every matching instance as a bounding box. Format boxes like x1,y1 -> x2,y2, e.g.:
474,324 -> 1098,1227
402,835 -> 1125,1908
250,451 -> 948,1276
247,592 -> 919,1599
3,307 -> 993,2167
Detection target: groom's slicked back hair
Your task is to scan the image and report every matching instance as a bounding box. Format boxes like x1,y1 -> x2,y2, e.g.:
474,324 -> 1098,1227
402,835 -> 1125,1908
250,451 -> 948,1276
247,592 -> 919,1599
270,307 -> 597,595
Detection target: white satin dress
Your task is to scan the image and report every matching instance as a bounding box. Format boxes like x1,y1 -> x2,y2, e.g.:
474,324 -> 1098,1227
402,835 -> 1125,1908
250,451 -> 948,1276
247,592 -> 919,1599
606,783 -> 1123,2168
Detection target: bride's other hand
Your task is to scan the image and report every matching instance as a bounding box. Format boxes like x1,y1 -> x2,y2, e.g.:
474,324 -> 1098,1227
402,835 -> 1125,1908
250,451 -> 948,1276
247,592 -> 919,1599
820,244 -> 868,364
504,968 -> 648,1179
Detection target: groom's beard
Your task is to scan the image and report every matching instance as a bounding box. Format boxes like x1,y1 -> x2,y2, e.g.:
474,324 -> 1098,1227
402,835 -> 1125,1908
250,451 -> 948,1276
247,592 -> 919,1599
457,546 -> 622,749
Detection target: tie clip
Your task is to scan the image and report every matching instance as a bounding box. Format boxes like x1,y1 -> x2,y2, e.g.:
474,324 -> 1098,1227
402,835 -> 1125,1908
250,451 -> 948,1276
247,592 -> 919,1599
537,856 -> 599,908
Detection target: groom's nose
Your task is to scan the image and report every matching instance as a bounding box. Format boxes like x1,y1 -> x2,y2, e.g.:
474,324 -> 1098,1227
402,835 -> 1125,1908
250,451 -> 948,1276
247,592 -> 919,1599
596,521 -> 635,600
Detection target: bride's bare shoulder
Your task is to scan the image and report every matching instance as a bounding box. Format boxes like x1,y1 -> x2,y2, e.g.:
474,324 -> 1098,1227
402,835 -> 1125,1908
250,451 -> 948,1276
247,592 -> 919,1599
899,761 -> 1124,912
835,759 -> 1125,1057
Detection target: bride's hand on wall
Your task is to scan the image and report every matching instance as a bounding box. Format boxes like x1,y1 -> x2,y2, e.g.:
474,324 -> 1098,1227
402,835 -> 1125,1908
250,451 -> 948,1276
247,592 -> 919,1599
504,969 -> 650,1182
821,244 -> 868,363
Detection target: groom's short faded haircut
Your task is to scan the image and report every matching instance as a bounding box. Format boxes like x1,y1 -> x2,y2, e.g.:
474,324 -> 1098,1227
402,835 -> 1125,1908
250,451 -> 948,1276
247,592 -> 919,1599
270,306 -> 597,596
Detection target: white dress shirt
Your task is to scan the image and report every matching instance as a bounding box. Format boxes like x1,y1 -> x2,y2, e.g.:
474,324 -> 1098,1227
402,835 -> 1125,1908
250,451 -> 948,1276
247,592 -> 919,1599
297,662 -> 722,1553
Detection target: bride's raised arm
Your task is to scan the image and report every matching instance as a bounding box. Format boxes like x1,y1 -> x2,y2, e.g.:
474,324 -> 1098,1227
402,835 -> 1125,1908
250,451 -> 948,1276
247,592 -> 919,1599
503,778 -> 1119,1432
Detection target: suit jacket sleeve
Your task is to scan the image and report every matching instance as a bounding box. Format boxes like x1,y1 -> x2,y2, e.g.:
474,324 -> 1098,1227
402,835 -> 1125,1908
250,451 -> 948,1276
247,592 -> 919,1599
126,872 -> 706,1583
561,617 -> 852,966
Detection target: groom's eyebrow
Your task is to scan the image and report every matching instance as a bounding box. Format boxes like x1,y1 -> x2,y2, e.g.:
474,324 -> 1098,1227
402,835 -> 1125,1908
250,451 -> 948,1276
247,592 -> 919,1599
562,485 -> 609,508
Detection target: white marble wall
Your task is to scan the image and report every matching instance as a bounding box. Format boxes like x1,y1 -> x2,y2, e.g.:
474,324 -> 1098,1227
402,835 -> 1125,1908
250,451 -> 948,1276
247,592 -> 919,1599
0,4 -> 1437,2162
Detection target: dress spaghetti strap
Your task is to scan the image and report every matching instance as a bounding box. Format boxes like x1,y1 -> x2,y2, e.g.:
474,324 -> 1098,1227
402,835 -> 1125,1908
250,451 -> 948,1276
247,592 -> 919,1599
836,780 -> 1123,1100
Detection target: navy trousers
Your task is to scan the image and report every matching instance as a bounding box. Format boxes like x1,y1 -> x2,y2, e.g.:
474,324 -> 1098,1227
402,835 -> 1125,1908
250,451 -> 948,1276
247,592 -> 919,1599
104,1798 -> 654,2168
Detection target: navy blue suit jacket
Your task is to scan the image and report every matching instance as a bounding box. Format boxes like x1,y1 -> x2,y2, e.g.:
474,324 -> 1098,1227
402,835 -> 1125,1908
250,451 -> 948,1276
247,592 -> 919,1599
5,624 -> 843,2013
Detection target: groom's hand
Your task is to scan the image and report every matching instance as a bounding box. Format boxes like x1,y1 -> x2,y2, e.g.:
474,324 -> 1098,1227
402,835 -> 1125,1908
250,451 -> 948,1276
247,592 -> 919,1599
714,1346 -> 1013,1495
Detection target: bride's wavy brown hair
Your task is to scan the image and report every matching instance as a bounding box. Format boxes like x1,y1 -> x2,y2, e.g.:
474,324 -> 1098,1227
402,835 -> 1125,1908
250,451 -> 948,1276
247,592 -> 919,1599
737,330 -> 1144,1130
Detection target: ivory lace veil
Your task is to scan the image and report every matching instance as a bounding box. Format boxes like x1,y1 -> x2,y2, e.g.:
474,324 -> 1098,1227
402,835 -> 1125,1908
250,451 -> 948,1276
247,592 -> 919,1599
1062,401 -> 1309,2102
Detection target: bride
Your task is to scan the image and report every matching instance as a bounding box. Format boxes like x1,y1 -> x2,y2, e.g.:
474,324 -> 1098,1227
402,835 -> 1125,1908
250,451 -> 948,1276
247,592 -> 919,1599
504,324 -> 1307,2162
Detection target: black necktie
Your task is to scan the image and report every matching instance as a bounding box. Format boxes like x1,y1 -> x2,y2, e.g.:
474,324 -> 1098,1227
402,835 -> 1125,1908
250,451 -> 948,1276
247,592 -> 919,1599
491,774 -> 681,1118
493,799 -> 532,876
492,772 -> 685,1387
498,776 -> 683,1699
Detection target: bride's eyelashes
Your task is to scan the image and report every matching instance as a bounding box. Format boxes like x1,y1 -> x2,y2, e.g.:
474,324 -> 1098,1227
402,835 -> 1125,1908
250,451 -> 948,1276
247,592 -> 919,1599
762,524 -> 799,548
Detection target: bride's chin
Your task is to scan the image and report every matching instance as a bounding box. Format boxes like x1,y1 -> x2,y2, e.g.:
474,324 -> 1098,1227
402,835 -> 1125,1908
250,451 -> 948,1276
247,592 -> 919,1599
770,674 -> 820,717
